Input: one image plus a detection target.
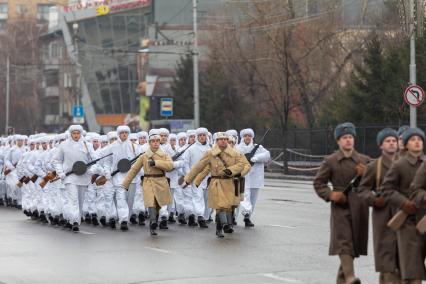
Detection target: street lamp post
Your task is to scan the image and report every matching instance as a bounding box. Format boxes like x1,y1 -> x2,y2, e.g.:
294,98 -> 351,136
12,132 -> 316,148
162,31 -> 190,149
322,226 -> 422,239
72,23 -> 80,108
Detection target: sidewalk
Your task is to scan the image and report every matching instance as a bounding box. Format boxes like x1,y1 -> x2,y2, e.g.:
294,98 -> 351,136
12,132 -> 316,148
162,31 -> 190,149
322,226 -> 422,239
265,172 -> 314,181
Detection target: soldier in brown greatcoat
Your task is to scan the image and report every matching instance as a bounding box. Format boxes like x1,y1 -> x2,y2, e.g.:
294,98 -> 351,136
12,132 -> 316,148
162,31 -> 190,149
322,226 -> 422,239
396,125 -> 409,160
358,128 -> 400,283
314,122 -> 370,284
381,127 -> 426,284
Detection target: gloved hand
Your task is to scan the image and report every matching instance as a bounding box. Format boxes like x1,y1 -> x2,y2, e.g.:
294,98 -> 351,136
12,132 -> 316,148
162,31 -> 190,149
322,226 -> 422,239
401,201 -> 417,215
356,163 -> 367,177
59,173 -> 66,180
223,169 -> 232,177
250,156 -> 258,163
373,196 -> 386,208
178,176 -> 185,186
329,191 -> 347,204
95,176 -> 107,186
148,159 -> 155,167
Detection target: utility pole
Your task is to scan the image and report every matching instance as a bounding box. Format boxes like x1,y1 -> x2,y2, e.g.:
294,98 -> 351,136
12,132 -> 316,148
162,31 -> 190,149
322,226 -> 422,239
5,56 -> 10,134
409,0 -> 417,127
193,0 -> 200,128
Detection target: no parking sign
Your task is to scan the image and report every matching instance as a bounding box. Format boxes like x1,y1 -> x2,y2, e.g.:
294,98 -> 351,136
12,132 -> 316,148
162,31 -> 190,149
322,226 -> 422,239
404,85 -> 425,107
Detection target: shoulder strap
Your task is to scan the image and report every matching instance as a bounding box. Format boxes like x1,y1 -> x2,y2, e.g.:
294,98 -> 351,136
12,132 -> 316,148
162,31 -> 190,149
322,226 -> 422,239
83,142 -> 93,161
375,157 -> 383,189
131,142 -> 135,155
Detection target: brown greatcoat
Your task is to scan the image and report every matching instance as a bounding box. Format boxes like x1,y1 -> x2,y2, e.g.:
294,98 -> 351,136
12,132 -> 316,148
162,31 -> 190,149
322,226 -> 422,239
357,155 -> 399,273
313,150 -> 370,257
193,152 -> 251,206
122,147 -> 174,208
184,144 -> 248,210
383,153 -> 426,280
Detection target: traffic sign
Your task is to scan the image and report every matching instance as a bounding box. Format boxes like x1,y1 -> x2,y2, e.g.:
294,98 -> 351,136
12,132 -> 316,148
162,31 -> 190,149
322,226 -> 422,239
404,85 -> 425,107
73,105 -> 84,118
160,98 -> 173,117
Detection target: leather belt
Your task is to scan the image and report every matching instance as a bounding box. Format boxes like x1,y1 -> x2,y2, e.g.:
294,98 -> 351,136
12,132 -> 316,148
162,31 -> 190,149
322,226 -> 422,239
211,176 -> 232,179
144,174 -> 165,178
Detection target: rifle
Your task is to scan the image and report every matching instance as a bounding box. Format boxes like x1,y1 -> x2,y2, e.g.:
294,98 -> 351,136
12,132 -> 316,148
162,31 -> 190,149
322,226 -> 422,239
332,175 -> 362,207
172,143 -> 194,161
51,153 -> 113,182
244,128 -> 271,166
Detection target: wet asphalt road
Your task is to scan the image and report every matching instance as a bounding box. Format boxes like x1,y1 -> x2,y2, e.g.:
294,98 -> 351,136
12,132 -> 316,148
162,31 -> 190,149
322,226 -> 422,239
0,179 -> 378,284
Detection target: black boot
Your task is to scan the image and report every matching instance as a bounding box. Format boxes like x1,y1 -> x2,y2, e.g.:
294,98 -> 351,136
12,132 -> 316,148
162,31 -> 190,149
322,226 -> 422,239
138,212 -> 145,226
100,216 -> 107,226
12,199 -> 18,208
16,205 -> 22,210
216,222 -> 224,238
120,221 -> 129,231
84,213 -> 92,224
168,212 -> 176,223
52,216 -> 59,226
58,216 -> 66,226
130,214 -> 138,225
40,212 -> 49,224
188,214 -> 197,227
31,210 -> 39,220
159,217 -> 168,230
91,214 -> 99,226
65,221 -> 72,230
72,222 -> 79,232
223,224 -> 234,234
244,214 -> 254,227
178,213 -> 187,225
150,222 -> 158,236
207,217 -> 213,223
6,197 -> 12,207
23,210 -> 29,216
0,198 -> 4,206
198,217 -> 208,228
109,218 -> 116,229
48,214 -> 54,224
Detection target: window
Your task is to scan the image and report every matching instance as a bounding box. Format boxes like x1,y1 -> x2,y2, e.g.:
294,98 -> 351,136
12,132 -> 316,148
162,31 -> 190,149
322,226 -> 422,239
45,70 -> 59,87
37,4 -> 53,22
0,3 -> 8,19
0,19 -> 6,30
51,42 -> 58,58
16,4 -> 27,15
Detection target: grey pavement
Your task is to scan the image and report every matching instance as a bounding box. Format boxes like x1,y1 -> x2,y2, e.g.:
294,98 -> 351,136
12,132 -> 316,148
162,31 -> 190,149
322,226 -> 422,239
0,179 -> 378,284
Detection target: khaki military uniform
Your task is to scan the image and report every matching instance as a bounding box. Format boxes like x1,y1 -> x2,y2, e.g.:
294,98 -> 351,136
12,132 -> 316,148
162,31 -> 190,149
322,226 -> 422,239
122,147 -> 174,208
184,145 -> 247,211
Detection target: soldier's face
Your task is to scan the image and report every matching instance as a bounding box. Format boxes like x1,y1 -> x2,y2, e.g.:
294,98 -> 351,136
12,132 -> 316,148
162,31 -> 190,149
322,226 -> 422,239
216,138 -> 228,148
92,140 -> 100,150
29,144 -> 35,150
398,137 -> 405,150
337,134 -> 354,151
179,138 -> 186,146
243,135 -> 252,144
188,135 -> 196,144
150,139 -> 160,151
380,137 -> 398,155
139,137 -> 147,145
198,134 -> 207,144
71,131 -> 81,141
109,138 -> 117,144
16,140 -> 24,147
41,142 -> 48,150
101,141 -> 108,148
170,139 -> 176,147
119,132 -> 128,142
160,134 -> 168,144
406,136 -> 423,153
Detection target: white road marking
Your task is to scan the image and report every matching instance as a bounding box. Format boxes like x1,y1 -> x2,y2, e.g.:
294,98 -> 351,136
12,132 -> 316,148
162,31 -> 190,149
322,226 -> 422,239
78,230 -> 96,235
144,247 -> 172,254
262,273 -> 303,283
269,225 -> 296,229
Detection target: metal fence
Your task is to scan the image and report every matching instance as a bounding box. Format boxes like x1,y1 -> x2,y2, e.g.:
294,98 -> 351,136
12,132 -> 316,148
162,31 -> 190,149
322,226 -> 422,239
260,124 -> 417,175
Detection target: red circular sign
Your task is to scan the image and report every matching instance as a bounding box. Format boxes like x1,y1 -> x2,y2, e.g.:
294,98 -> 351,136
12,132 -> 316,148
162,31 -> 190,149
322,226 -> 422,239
404,85 -> 425,107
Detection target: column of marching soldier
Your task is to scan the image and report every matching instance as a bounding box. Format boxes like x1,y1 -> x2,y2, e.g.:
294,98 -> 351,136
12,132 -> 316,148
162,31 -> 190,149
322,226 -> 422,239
0,125 -> 270,239
314,123 -> 426,284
